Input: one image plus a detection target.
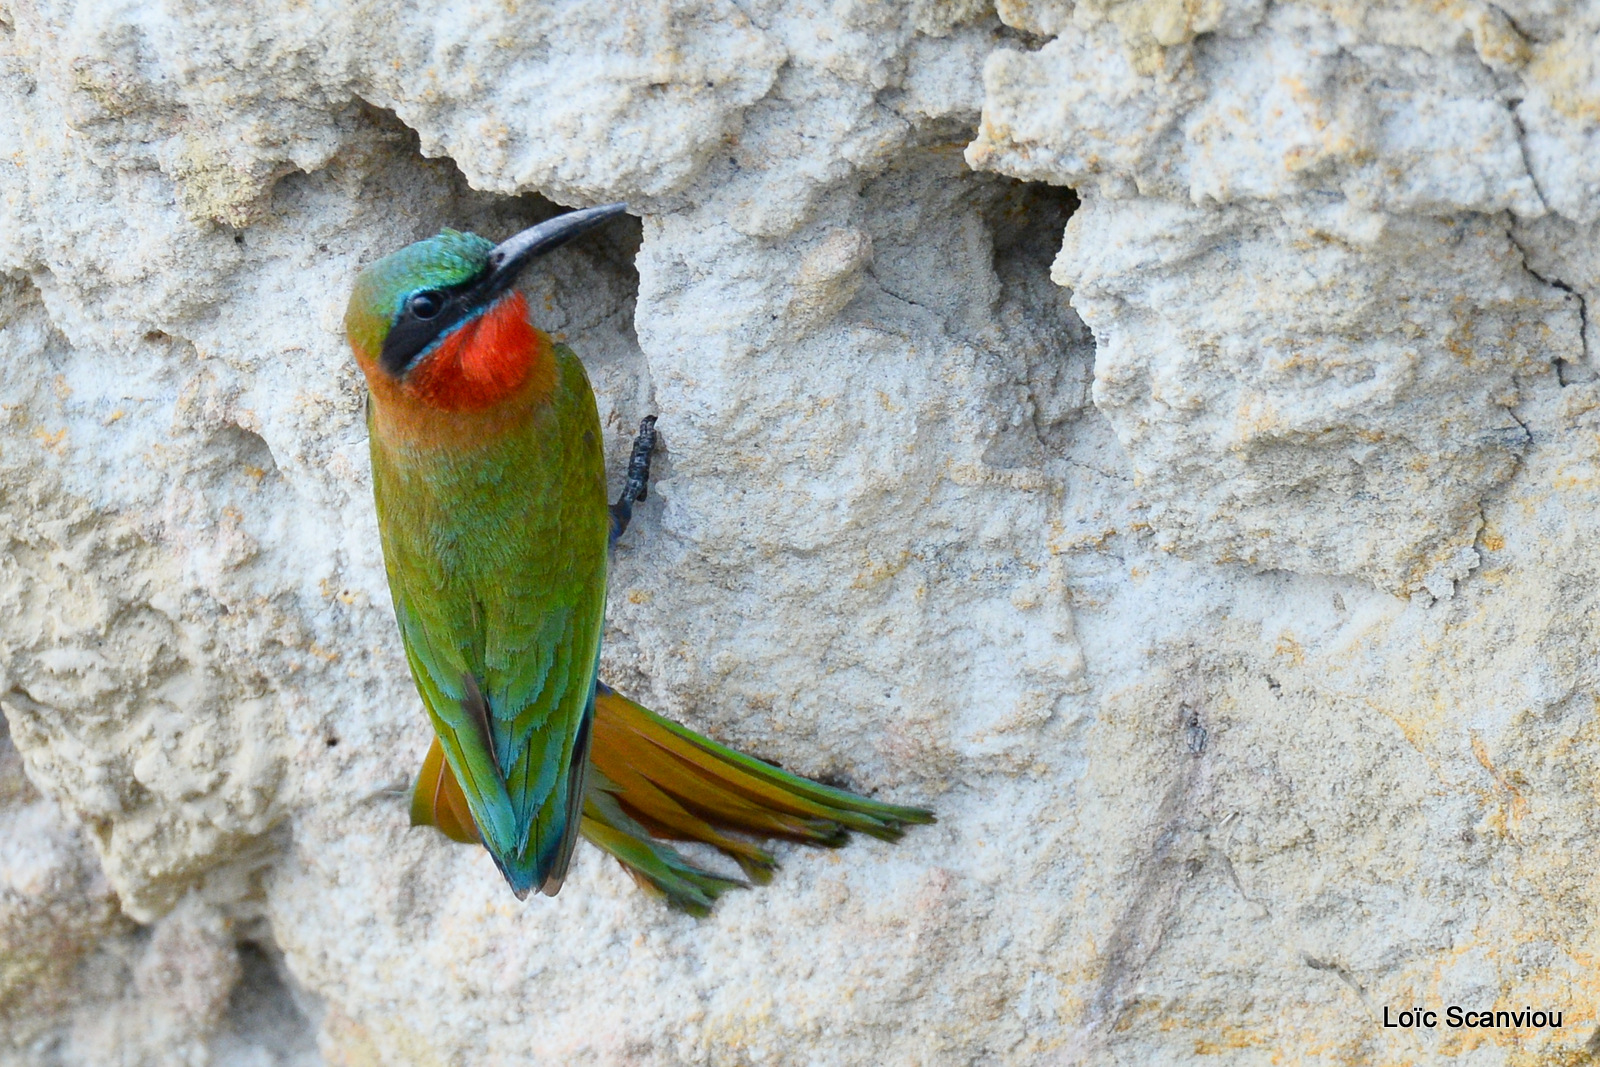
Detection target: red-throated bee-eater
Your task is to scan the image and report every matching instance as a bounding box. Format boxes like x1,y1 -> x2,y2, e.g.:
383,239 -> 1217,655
344,204 -> 931,913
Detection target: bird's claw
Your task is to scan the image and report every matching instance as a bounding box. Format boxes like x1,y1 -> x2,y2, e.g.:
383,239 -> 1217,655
610,415 -> 658,543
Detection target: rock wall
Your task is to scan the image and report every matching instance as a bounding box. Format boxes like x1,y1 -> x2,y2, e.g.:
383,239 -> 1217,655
1,0 -> 1598,1064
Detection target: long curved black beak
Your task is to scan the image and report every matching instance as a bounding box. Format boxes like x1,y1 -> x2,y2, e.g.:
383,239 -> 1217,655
377,203 -> 630,378
480,202 -> 629,300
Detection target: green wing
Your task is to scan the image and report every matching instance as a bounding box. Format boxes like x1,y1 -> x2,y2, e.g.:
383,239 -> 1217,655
371,346 -> 609,896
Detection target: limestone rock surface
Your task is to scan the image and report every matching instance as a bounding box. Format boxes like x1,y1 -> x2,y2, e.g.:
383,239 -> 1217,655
1,0 -> 1599,1064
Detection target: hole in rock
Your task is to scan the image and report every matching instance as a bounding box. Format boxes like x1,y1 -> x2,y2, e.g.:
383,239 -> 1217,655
1556,356 -> 1597,386
212,422 -> 280,481
280,104 -> 654,483
208,940 -> 321,1065
0,705 -> 41,807
982,178 -> 1091,461
853,148 -> 1092,469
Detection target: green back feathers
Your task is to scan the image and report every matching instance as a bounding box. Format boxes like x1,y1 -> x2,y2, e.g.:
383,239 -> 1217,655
368,342 -> 610,896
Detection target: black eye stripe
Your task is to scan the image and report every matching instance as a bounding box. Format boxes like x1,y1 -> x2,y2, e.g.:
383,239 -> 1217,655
379,284 -> 479,377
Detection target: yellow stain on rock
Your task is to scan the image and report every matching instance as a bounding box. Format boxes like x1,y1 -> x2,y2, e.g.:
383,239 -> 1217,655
851,550 -> 910,590
1273,632 -> 1306,666
32,427 -> 66,452
1469,729 -> 1528,836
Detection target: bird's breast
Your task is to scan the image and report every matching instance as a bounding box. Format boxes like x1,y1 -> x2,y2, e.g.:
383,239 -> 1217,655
364,294 -> 560,452
407,292 -> 554,414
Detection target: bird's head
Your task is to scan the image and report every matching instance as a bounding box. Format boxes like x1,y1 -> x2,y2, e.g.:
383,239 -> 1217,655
345,203 -> 627,412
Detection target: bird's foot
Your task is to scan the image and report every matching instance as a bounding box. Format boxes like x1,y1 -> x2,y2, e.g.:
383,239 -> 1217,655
609,415 -> 658,543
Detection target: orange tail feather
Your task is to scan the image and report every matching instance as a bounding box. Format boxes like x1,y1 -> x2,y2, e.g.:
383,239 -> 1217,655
410,681 -> 934,913
410,735 -> 481,845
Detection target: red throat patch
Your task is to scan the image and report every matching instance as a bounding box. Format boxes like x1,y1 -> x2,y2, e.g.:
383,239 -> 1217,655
405,292 -> 551,412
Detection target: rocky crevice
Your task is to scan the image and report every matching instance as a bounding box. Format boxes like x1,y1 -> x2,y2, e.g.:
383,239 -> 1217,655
3,0 -> 1600,1064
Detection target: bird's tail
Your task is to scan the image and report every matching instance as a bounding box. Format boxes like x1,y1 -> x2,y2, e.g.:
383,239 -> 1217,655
411,682 -> 934,916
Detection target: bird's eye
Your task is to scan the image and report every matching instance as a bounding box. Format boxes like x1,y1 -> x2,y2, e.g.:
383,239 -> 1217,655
408,291 -> 443,319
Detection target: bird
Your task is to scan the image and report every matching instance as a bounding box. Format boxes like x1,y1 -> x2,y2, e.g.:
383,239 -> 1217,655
344,204 -> 932,913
